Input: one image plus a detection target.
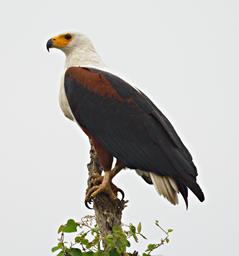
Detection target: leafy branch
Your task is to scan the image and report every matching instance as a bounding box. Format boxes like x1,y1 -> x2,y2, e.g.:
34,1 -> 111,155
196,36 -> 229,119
142,220 -> 173,256
51,216 -> 173,256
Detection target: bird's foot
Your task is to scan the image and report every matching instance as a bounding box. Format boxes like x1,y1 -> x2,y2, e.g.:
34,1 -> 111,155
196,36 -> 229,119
85,172 -> 124,209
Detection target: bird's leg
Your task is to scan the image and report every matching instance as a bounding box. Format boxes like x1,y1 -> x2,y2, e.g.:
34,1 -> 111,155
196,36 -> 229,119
92,171 -> 113,198
85,161 -> 125,204
110,161 -> 125,179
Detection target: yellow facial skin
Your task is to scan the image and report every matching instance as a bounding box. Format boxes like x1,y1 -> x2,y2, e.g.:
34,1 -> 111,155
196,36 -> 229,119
51,33 -> 73,48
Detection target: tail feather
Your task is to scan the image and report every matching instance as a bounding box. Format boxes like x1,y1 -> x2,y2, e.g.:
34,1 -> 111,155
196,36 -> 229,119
184,177 -> 205,202
176,182 -> 188,208
150,173 -> 179,205
135,169 -> 153,184
135,169 -> 205,207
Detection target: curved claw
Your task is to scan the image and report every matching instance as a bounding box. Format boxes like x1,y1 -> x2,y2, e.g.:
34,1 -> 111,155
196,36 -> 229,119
110,183 -> 124,201
117,188 -> 125,201
85,198 -> 94,209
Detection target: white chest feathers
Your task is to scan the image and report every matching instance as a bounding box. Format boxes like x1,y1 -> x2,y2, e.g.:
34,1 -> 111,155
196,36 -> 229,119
59,76 -> 75,121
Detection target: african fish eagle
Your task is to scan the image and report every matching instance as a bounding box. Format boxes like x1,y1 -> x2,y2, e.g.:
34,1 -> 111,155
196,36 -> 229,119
47,32 -> 204,207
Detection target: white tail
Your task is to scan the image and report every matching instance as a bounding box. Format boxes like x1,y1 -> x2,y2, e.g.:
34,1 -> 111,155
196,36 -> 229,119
149,173 -> 179,205
136,170 -> 179,205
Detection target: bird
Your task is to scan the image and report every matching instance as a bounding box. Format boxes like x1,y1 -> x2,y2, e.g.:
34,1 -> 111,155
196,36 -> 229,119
47,32 -> 205,207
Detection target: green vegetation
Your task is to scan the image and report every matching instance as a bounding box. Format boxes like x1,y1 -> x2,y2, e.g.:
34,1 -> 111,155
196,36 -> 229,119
51,216 -> 173,256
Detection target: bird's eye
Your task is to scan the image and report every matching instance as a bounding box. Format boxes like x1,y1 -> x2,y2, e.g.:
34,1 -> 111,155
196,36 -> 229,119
64,33 -> 72,40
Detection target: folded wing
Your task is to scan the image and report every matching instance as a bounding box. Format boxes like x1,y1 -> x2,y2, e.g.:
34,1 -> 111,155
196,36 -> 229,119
64,67 -> 205,206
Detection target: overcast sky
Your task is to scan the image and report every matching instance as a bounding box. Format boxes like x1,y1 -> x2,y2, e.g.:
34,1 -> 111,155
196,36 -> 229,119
0,0 -> 238,255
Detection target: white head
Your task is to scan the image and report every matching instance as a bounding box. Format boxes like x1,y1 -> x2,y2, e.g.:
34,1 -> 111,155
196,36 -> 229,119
47,32 -> 104,68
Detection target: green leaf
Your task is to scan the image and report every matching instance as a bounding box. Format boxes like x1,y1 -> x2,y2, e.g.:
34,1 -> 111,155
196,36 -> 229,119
105,233 -> 114,247
126,240 -> 131,247
167,228 -> 173,233
68,248 -> 82,256
82,252 -> 94,256
57,251 -> 65,256
91,236 -> 100,247
51,246 -> 61,252
94,251 -> 104,256
80,238 -> 90,247
59,219 -> 78,233
132,233 -> 138,243
52,243 -> 64,253
91,227 -> 99,235
109,248 -> 120,256
129,224 -> 136,234
137,222 -> 142,233
58,225 -> 64,233
75,237 -> 81,243
75,233 -> 87,244
146,243 -> 157,252
58,242 -> 64,249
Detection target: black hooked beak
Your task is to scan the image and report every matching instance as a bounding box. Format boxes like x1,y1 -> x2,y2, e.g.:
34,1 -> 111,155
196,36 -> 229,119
46,39 -> 53,52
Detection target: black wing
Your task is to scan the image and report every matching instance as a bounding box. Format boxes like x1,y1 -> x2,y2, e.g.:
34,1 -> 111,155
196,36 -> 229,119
64,67 -> 204,204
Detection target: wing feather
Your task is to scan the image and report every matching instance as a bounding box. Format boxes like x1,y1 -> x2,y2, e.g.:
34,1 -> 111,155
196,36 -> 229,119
64,67 -> 204,203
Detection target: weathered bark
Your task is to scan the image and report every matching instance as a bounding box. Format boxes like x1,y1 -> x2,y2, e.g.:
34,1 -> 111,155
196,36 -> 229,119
86,144 -> 127,239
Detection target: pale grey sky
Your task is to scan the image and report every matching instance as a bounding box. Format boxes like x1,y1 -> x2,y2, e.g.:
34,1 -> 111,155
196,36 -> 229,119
0,0 -> 238,255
